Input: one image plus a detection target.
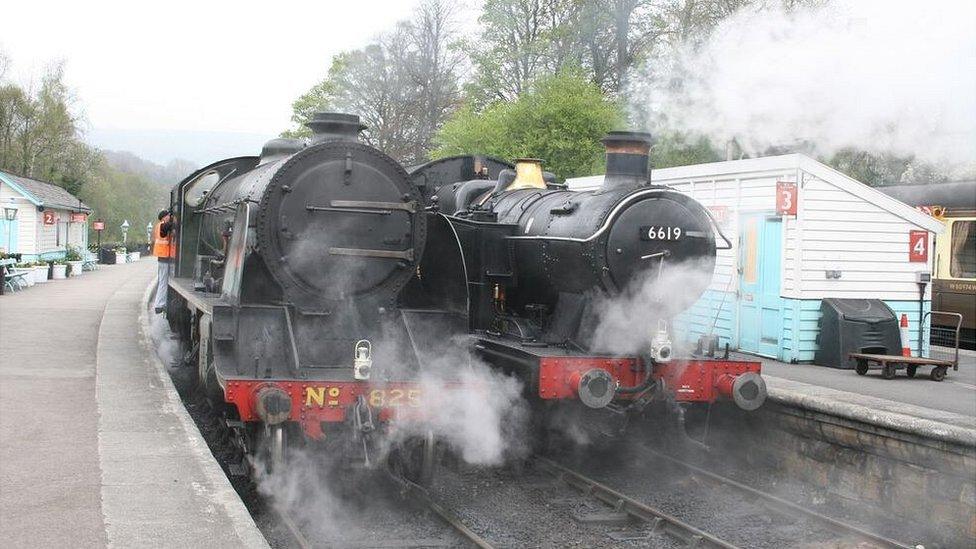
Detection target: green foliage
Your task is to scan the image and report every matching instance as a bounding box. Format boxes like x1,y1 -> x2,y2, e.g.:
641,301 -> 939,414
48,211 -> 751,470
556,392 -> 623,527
434,71 -> 622,180
64,245 -> 83,261
1,54 -> 174,245
78,157 -> 169,243
281,55 -> 346,139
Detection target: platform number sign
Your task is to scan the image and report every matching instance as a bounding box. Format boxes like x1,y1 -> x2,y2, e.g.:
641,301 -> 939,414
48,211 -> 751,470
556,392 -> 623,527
776,181 -> 798,216
42,210 -> 56,225
908,230 -> 929,263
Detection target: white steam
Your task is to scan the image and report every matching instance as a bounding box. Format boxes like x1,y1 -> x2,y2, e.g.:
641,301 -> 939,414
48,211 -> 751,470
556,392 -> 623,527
148,313 -> 180,368
632,0 -> 976,168
591,259 -> 715,355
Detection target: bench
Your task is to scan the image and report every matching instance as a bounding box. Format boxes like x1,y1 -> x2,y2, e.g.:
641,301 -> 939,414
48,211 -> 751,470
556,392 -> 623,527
1,259 -> 30,292
81,249 -> 99,271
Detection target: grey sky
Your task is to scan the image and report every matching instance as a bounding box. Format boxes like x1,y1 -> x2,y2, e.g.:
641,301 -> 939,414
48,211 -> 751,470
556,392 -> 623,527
3,0 -> 428,163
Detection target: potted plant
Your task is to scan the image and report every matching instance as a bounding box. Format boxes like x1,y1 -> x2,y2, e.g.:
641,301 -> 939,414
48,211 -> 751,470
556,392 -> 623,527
66,247 -> 84,277
51,259 -> 68,279
34,261 -> 49,283
15,262 -> 35,286
114,246 -> 127,265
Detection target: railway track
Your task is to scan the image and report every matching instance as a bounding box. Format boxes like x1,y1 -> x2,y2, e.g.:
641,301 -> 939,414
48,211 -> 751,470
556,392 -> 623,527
634,447 -> 914,549
274,452 -> 915,548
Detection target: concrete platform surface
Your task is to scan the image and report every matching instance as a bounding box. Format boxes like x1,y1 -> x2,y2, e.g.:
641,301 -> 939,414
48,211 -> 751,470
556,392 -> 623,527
0,259 -> 267,548
732,350 -> 976,438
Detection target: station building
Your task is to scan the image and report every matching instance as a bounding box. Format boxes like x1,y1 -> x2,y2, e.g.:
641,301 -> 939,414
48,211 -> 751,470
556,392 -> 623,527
568,154 -> 944,363
0,169 -> 92,261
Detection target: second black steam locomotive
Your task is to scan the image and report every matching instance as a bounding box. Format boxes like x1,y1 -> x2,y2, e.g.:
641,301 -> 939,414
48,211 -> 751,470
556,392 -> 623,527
164,112 -> 766,482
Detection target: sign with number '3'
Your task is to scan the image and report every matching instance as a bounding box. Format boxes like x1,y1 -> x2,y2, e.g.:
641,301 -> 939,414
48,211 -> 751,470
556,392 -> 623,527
776,181 -> 798,215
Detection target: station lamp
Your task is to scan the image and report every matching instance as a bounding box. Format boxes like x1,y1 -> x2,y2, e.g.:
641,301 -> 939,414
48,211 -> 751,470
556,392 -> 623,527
3,207 -> 17,221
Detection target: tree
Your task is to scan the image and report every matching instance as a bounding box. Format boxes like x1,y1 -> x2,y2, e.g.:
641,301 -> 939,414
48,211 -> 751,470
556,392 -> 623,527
284,0 -> 463,165
463,0 -> 584,105
434,71 -> 622,180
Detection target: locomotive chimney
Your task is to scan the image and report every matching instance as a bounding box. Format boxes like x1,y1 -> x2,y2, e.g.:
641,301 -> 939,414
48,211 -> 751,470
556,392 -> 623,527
306,112 -> 366,144
600,131 -> 653,192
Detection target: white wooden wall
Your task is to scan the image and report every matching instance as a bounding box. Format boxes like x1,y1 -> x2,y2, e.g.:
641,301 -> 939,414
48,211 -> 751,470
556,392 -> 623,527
796,173 -> 933,300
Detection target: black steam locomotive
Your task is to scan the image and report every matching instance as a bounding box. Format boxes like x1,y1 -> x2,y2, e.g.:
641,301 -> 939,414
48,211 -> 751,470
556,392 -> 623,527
165,112 -> 766,482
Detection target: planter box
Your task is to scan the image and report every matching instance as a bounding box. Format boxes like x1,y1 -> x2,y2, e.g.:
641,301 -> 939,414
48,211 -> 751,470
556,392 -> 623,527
114,253 -> 126,265
68,260 -> 84,277
33,266 -> 49,284
128,252 -> 141,262
51,264 -> 67,279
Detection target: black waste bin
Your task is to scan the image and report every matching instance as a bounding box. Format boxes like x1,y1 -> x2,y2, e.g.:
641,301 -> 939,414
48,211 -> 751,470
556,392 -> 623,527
814,298 -> 901,369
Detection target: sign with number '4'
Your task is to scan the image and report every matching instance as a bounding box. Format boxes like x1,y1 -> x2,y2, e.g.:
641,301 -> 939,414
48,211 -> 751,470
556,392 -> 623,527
776,181 -> 798,215
908,230 -> 929,263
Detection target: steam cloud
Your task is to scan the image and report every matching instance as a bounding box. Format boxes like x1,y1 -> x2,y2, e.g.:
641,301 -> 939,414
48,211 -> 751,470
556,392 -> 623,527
631,0 -> 976,169
591,259 -> 715,355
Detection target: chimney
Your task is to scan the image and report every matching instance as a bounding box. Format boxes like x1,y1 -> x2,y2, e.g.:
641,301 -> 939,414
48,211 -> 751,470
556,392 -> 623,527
306,112 -> 366,144
600,131 -> 653,192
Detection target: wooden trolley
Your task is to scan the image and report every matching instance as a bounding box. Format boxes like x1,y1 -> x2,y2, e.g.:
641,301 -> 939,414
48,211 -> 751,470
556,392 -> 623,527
849,311 -> 963,381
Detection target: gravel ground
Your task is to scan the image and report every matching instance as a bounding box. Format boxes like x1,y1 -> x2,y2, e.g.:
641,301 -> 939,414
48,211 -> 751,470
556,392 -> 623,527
429,461 -> 684,548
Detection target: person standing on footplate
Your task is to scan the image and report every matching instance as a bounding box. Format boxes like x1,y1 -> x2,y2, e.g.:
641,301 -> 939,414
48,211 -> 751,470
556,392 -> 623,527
152,209 -> 176,314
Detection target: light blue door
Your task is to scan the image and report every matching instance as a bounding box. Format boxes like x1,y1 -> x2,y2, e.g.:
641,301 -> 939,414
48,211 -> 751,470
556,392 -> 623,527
0,218 -> 18,254
738,215 -> 783,358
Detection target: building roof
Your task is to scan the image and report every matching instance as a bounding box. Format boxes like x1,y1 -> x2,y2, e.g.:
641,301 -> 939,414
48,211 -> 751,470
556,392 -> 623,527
567,153 -> 944,233
0,169 -> 92,212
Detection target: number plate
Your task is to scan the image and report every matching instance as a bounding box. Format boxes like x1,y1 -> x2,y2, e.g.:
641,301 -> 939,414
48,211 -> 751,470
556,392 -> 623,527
640,226 -> 683,241
368,388 -> 422,408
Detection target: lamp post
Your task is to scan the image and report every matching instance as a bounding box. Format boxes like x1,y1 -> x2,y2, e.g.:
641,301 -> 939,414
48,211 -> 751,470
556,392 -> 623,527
146,222 -> 153,251
121,219 -> 130,246
3,206 -> 17,254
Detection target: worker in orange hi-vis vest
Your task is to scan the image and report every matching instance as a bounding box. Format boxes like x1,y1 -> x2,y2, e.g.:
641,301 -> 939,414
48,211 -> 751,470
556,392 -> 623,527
152,209 -> 177,313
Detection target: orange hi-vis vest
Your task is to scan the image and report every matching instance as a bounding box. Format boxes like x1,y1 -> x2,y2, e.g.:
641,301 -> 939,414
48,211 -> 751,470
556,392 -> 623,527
152,221 -> 176,259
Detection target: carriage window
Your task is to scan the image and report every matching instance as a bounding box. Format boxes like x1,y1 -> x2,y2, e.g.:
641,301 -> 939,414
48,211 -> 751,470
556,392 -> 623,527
950,221 -> 975,278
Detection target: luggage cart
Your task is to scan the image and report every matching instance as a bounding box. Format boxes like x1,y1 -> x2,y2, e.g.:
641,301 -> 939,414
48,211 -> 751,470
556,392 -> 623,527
848,311 -> 963,381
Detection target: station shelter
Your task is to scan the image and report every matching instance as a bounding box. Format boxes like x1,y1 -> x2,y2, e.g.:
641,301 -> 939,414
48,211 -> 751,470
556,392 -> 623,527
0,169 -> 92,261
568,154 -> 945,363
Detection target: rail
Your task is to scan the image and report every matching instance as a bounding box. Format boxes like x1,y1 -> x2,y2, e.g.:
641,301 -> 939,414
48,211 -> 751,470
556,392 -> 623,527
386,472 -> 496,549
638,447 -> 913,549
534,456 -> 739,549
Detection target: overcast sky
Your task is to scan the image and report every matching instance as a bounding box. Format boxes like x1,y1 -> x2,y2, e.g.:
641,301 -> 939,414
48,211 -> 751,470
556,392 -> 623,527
3,0 -> 439,163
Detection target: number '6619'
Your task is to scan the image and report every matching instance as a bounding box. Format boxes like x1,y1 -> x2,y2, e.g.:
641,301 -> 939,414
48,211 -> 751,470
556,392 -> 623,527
646,226 -> 682,240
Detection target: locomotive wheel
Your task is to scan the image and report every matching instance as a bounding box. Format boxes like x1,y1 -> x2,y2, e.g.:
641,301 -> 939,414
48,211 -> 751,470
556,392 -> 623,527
881,365 -> 896,380
390,431 -> 436,487
855,360 -> 868,376
906,365 -> 917,378
930,366 -> 947,382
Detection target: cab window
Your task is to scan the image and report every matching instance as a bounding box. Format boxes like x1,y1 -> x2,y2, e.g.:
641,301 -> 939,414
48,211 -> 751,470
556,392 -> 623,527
949,220 -> 975,278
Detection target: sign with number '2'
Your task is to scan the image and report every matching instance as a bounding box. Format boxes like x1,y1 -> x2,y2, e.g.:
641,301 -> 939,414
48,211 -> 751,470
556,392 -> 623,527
776,181 -> 798,215
908,230 -> 929,263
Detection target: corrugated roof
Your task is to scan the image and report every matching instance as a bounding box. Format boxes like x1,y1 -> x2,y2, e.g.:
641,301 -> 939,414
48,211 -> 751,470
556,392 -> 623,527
0,169 -> 91,212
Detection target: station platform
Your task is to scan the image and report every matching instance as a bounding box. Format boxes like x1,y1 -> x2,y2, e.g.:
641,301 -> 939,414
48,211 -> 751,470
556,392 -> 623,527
0,259 -> 267,548
733,350 -> 976,441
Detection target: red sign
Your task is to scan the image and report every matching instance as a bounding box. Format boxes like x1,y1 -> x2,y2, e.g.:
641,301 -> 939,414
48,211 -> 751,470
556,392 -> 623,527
776,181 -> 798,215
909,230 -> 929,263
70,212 -> 87,223
42,210 -> 56,225
93,220 -> 105,231
708,205 -> 729,224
